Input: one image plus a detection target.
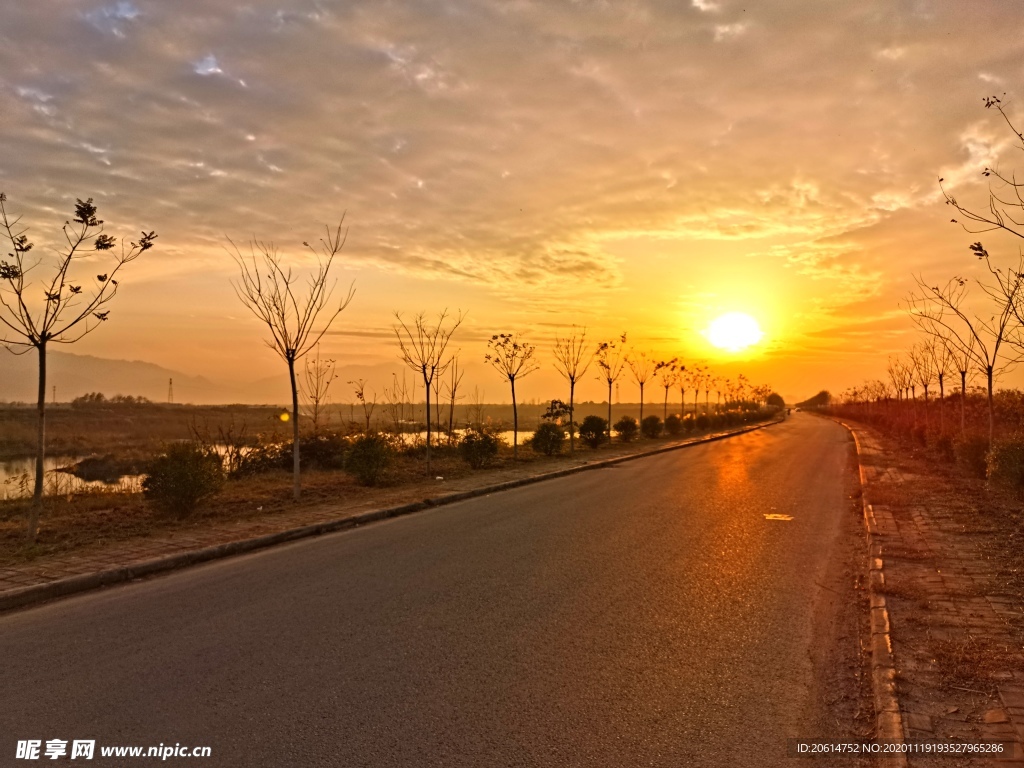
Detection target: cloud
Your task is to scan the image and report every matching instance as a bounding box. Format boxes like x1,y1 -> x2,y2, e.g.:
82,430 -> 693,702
83,1 -> 140,37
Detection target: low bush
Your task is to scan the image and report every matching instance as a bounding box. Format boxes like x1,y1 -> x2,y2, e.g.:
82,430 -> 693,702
955,435 -> 990,479
459,429 -> 501,469
665,414 -> 682,437
232,440 -> 288,476
301,432 -> 350,470
641,415 -> 662,439
345,433 -> 393,486
579,415 -> 608,448
934,433 -> 955,464
614,415 -> 638,442
143,442 -> 223,517
695,414 -> 710,431
682,415 -> 696,432
987,436 -> 1024,490
530,422 -> 565,456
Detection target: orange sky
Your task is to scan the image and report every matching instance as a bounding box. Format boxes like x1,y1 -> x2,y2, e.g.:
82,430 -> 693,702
2,1 -> 1024,404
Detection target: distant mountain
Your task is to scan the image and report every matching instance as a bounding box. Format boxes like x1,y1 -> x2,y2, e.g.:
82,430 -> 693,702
0,352 -> 413,405
0,351 -> 230,405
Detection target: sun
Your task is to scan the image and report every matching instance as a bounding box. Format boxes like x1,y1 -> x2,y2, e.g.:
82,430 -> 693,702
706,312 -> 763,352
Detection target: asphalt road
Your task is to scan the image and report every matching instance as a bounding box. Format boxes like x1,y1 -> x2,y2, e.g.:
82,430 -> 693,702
0,414 -> 856,767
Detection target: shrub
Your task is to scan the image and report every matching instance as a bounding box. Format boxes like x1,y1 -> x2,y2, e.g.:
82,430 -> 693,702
345,433 -> 393,485
301,432 -> 350,470
143,442 -> 223,517
233,440 -> 288,476
766,392 -> 785,408
641,415 -> 662,439
530,422 -> 565,456
579,415 -> 608,448
955,435 -> 990,479
665,414 -> 682,437
459,429 -> 501,468
614,415 -> 638,442
987,436 -> 1024,490
695,414 -> 710,431
934,433 -> 955,464
682,415 -> 696,432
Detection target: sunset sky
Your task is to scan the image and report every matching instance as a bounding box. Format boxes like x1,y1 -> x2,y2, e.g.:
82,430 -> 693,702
2,0 -> 1024,404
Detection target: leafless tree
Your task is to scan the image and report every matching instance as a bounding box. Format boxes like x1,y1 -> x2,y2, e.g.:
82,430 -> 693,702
442,353 -> 465,443
0,194 -> 155,541
942,96 -> 1024,245
349,378 -> 377,434
467,385 -> 487,430
923,335 -> 954,432
626,349 -> 656,423
301,345 -> 337,435
552,327 -> 593,453
595,333 -> 627,443
230,218 -> 354,500
908,265 -> 1023,445
655,359 -> 680,420
381,371 -> 411,437
908,342 -> 935,428
394,309 -> 463,472
486,332 -> 540,459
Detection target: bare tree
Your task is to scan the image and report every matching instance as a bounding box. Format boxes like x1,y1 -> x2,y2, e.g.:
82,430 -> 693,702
230,219 -> 354,500
655,358 -> 680,420
486,332 -> 540,459
924,335 -> 954,433
908,342 -> 936,428
942,96 -> 1024,245
393,309 -> 463,472
0,194 -> 155,541
626,349 -> 656,423
908,266 -> 1023,445
595,333 -> 627,443
349,378 -> 377,434
467,385 -> 487,430
552,327 -> 593,453
381,371 -> 411,436
442,353 -> 465,443
301,345 -> 337,435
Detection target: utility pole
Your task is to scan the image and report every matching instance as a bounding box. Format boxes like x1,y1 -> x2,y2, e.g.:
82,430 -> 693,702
168,378 -> 174,405
52,385 -> 56,405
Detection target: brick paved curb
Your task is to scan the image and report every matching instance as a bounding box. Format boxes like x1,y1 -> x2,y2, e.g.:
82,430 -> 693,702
839,420 -> 907,765
0,417 -> 784,614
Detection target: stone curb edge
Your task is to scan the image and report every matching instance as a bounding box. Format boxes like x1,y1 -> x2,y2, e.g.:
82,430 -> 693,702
0,417 -> 785,615
838,419 -> 907,765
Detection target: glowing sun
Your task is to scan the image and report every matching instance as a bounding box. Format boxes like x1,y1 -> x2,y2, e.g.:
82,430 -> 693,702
706,312 -> 763,352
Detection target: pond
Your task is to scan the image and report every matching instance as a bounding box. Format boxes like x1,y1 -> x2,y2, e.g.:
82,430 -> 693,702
0,456 -> 144,500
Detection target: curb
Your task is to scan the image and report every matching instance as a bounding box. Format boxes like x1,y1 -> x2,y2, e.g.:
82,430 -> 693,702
838,420 -> 907,764
0,417 -> 785,614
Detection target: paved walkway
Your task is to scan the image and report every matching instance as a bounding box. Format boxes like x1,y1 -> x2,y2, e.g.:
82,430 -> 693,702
852,424 -> 1024,766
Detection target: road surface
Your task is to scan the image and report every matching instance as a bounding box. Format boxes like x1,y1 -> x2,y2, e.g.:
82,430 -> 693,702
0,414 -> 859,766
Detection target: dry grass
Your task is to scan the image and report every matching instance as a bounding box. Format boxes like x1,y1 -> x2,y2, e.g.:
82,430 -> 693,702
929,633 -> 1013,690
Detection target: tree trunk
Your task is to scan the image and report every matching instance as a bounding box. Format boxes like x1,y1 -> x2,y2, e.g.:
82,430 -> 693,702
938,374 -> 944,433
28,340 -> 47,543
424,373 -> 432,473
987,365 -> 994,448
960,370 -> 967,437
663,387 -> 669,421
923,385 -> 929,430
639,383 -> 644,424
568,379 -> 576,454
607,381 -> 613,444
288,356 -> 300,501
511,376 -> 518,460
